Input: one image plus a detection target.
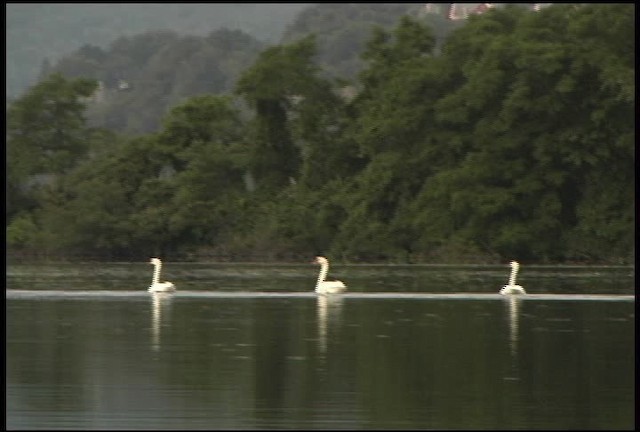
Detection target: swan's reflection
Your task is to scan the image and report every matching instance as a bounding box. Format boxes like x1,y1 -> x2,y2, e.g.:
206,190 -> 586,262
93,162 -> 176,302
150,292 -> 173,352
504,296 -> 522,357
316,294 -> 344,354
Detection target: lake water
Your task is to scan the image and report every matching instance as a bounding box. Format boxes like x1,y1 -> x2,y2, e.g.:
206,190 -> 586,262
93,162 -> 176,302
6,262 -> 635,430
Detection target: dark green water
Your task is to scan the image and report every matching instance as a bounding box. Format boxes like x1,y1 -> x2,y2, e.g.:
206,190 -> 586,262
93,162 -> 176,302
6,262 -> 635,429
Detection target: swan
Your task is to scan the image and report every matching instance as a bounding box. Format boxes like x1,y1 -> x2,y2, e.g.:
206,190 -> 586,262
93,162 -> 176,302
499,260 -> 526,295
148,257 -> 176,292
314,256 -> 347,294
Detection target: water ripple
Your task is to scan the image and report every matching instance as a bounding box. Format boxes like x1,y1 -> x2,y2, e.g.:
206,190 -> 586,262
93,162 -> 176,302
5,289 -> 635,302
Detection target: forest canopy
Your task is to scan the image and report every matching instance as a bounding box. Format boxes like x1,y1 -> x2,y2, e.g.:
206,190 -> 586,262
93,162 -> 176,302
6,4 -> 634,264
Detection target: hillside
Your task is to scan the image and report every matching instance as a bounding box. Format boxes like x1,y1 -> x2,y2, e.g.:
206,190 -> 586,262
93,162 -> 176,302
280,3 -> 457,80
6,3 -> 311,99
7,4 -> 634,263
23,4 -> 463,135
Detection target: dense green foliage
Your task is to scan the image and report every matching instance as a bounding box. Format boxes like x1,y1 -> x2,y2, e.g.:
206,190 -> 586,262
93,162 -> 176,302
6,4 -> 634,264
6,73 -> 108,224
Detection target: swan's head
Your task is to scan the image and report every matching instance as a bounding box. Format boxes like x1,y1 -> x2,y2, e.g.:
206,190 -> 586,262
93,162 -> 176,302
510,260 -> 520,269
150,257 -> 161,265
314,256 -> 328,265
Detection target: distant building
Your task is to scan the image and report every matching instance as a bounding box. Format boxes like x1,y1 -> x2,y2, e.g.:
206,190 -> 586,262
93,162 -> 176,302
531,3 -> 553,12
447,3 -> 495,21
422,3 -> 447,15
423,3 -> 554,21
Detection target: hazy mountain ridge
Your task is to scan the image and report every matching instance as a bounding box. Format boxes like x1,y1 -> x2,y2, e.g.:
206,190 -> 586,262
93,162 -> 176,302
18,3 -> 443,134
48,27 -> 267,134
280,3 -> 460,80
6,3 -> 312,99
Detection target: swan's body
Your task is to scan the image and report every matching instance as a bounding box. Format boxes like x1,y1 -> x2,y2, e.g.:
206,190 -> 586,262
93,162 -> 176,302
148,257 -> 176,292
500,261 -> 526,295
314,256 -> 347,294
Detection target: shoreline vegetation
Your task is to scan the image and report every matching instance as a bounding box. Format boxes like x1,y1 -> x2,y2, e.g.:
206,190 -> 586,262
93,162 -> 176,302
7,5 -> 634,267
6,249 -> 633,267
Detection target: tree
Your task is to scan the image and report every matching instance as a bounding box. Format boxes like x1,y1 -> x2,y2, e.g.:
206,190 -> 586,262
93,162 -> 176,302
7,73 -> 98,221
235,35 -> 323,192
7,73 -> 97,175
156,95 -> 251,252
29,134 -> 165,258
407,4 -> 634,262
328,16 -> 442,260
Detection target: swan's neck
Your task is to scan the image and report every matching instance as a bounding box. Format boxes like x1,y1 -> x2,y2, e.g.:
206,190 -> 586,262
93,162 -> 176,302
316,262 -> 329,287
152,262 -> 161,285
508,265 -> 518,286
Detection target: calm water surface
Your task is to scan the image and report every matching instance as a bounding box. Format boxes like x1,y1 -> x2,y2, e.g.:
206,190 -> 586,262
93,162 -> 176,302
6,262 -> 635,430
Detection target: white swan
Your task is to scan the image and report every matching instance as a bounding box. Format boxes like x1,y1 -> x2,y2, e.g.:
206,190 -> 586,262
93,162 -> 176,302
500,260 -> 526,295
148,257 -> 176,292
314,256 -> 347,294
